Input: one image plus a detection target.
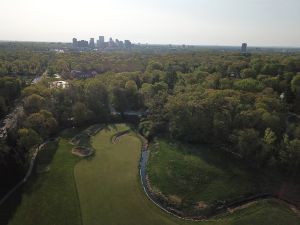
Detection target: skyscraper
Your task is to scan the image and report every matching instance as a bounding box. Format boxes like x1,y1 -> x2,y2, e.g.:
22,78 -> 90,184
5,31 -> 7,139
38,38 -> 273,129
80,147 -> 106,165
109,37 -> 115,47
72,38 -> 78,48
89,38 -> 95,48
98,36 -> 104,48
241,43 -> 247,53
78,40 -> 89,48
124,40 -> 132,48
99,36 -> 104,43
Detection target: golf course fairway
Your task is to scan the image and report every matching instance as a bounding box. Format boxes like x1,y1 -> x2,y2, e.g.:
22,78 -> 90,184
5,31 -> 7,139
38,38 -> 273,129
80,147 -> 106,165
2,124 -> 299,225
74,124 -> 300,225
74,124 -> 190,225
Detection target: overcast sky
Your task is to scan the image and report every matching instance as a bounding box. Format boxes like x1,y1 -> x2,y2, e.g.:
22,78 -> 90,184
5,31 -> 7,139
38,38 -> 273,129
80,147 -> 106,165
1,0 -> 300,47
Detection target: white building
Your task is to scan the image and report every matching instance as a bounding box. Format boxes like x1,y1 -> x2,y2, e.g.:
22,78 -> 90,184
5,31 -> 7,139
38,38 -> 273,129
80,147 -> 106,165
50,81 -> 69,89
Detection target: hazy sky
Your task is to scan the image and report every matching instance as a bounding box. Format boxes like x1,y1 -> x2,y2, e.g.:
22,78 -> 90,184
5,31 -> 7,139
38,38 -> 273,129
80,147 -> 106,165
1,0 -> 300,47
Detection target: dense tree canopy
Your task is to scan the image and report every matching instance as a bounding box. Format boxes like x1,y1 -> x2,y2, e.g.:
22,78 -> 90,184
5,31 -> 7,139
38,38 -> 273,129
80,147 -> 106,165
1,49 -> 300,197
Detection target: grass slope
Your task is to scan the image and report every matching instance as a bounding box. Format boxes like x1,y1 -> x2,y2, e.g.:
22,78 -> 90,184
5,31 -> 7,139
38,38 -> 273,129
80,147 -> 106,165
148,139 -> 279,208
1,131 -> 82,225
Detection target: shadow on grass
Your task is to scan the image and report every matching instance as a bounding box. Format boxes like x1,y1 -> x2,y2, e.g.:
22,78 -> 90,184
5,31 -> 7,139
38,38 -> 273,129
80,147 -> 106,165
151,138 -> 283,205
0,123 -> 136,225
186,143 -> 283,193
0,187 -> 23,225
0,140 -> 60,225
0,166 -> 49,225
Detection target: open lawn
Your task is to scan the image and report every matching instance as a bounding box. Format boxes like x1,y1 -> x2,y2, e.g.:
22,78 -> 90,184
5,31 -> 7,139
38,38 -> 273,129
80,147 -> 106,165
1,124 -> 299,225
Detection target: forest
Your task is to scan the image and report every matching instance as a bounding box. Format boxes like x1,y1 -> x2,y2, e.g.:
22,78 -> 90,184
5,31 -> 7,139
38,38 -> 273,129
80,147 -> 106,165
1,49 -> 300,197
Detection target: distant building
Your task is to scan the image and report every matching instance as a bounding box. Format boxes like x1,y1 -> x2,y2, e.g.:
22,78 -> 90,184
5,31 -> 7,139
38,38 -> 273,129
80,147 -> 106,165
72,36 -> 132,50
98,36 -> 105,48
78,40 -> 89,48
109,37 -> 115,47
241,43 -> 247,53
72,38 -> 78,48
115,39 -> 120,47
89,38 -> 95,48
124,40 -> 132,48
50,81 -> 69,89
70,70 -> 97,79
99,36 -> 104,43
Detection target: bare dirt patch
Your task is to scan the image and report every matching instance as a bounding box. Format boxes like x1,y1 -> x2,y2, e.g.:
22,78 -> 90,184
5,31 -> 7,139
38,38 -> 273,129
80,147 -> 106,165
168,195 -> 183,206
112,130 -> 130,143
195,201 -> 208,210
72,147 -> 94,157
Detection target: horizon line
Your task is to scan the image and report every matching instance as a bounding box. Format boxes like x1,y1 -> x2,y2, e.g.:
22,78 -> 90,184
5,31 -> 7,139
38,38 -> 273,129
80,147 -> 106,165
0,40 -> 300,49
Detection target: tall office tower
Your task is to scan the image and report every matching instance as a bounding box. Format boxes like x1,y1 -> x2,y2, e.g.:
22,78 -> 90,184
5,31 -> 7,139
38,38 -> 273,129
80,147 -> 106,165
241,43 -> 247,53
124,40 -> 132,48
98,36 -> 105,48
89,38 -> 95,48
99,36 -> 104,43
78,40 -> 89,48
115,39 -> 120,47
72,38 -> 78,48
109,37 -> 115,47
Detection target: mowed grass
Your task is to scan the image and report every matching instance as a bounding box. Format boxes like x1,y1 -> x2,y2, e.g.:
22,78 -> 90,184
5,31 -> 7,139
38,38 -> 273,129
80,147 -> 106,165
147,139 -> 280,208
0,133 -> 82,225
73,124 -> 300,225
74,124 -> 189,225
1,124 -> 299,225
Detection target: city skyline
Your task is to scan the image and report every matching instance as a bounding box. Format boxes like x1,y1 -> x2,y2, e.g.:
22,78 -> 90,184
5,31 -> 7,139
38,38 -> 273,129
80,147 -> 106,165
1,0 -> 300,47
72,35 -> 132,49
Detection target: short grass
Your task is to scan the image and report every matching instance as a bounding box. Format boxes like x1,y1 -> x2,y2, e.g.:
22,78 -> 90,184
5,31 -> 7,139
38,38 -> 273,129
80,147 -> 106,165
74,124 -> 300,225
0,137 -> 82,225
1,125 -> 299,225
74,124 -> 188,225
147,139 -> 280,208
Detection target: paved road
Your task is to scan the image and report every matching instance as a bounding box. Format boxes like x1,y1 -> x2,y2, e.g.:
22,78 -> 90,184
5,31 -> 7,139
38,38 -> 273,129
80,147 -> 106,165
0,105 -> 23,139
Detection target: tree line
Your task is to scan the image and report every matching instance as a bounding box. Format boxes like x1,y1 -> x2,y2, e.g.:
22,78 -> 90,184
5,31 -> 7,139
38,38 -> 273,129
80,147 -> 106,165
0,50 -> 300,196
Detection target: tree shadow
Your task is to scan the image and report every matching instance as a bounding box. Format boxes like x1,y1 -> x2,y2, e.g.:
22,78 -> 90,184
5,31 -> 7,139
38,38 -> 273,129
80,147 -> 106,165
166,139 -> 280,193
0,186 -> 23,225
